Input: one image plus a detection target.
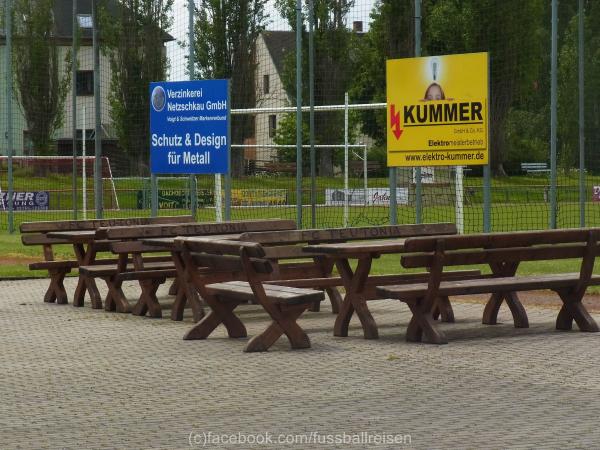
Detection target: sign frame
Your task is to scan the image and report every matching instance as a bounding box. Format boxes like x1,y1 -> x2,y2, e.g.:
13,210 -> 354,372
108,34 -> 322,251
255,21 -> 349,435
387,52 -> 489,167
150,79 -> 230,174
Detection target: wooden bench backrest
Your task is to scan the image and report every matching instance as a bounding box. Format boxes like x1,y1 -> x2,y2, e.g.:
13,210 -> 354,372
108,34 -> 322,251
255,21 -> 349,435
178,238 -> 273,275
239,223 -> 456,245
402,228 -> 599,269
21,216 -> 195,247
99,219 -> 296,241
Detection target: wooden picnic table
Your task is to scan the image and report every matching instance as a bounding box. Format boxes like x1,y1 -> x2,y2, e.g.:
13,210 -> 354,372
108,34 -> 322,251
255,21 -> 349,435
142,234 -> 243,321
47,230 -> 108,308
303,238 -> 456,340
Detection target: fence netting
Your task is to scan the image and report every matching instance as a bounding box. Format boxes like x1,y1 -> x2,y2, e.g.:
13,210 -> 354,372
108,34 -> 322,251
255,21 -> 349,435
0,0 -> 598,232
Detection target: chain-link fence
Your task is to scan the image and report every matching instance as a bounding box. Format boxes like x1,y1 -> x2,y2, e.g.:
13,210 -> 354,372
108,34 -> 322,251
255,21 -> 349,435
0,0 -> 598,233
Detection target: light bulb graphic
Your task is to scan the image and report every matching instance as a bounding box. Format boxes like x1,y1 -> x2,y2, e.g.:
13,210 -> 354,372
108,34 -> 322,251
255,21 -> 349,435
431,57 -> 440,82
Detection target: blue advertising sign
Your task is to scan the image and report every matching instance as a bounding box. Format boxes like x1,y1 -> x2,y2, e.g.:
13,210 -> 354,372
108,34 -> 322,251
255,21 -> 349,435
150,79 -> 229,174
0,191 -> 49,210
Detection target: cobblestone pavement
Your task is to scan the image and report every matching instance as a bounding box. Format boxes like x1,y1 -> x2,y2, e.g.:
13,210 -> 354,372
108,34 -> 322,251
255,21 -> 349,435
2,277 -> 600,449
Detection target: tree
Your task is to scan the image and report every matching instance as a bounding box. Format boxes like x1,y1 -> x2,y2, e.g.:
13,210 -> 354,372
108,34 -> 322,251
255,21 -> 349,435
194,0 -> 267,177
350,0 -> 414,147
425,0 -> 545,175
12,0 -> 71,155
276,0 -> 356,176
103,0 -> 173,176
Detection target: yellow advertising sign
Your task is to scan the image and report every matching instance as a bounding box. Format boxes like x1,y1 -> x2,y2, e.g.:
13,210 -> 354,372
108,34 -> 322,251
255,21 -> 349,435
386,52 -> 489,167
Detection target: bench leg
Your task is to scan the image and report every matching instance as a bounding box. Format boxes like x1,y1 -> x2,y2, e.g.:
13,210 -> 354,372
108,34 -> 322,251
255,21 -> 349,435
183,299 -> 246,340
44,269 -> 69,304
432,296 -> 454,323
405,298 -> 448,344
555,289 -> 599,332
482,292 -> 529,328
168,278 -> 178,296
103,278 -> 130,314
325,287 -> 342,314
132,279 -> 163,318
245,304 -> 310,352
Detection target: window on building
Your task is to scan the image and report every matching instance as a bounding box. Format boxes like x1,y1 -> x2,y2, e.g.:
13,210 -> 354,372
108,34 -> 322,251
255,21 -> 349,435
268,115 -> 276,138
76,71 -> 94,96
77,14 -> 93,29
263,74 -> 270,94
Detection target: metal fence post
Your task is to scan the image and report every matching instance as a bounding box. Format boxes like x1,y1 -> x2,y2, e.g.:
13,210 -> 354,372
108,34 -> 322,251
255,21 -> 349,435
188,0 -> 197,219
295,0 -> 303,229
72,0 -> 78,220
224,81 -> 231,220
549,0 -> 558,229
5,0 -> 14,233
150,174 -> 158,217
92,0 -> 103,218
578,0 -> 585,227
308,0 -> 316,228
414,0 -> 422,224
483,54 -> 491,233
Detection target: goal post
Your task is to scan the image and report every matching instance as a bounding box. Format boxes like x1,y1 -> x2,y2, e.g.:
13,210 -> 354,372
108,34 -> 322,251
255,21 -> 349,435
0,155 -> 119,212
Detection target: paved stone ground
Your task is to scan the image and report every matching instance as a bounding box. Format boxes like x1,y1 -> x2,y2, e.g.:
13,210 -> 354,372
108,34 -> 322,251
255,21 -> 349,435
2,278 -> 600,449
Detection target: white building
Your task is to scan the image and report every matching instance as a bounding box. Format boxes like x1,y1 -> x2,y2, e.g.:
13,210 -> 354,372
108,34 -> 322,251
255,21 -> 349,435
0,0 -> 172,158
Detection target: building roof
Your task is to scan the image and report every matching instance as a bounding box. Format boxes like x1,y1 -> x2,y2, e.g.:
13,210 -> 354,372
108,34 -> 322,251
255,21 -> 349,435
261,31 -> 295,77
1,0 -> 174,43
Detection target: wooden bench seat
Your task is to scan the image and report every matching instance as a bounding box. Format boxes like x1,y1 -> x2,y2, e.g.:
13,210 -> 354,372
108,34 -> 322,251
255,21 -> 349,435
179,238 -> 324,352
376,229 -> 600,344
208,280 -> 324,306
29,260 -> 80,271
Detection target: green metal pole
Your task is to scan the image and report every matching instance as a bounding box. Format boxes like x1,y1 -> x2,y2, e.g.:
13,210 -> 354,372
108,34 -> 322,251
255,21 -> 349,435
225,81 -> 231,220
188,0 -> 197,219
578,0 -> 585,227
549,0 -> 558,229
72,0 -> 78,220
92,0 -> 103,218
414,0 -> 422,224
483,54 -> 491,232
5,0 -> 14,232
295,0 -> 303,228
308,0 -> 316,228
150,174 -> 158,217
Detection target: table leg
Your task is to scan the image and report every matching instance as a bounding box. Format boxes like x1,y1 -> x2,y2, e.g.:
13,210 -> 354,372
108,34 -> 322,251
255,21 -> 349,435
72,243 -> 102,309
333,257 -> 379,339
170,250 -> 205,322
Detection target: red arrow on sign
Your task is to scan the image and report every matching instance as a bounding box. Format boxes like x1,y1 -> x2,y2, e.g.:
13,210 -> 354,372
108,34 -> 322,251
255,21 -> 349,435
390,104 -> 403,140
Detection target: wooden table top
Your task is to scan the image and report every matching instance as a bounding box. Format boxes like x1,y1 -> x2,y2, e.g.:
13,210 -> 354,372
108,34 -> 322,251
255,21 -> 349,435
303,239 -> 406,256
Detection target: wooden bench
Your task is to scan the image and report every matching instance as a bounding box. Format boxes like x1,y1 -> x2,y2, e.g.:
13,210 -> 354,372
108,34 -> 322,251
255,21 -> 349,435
20,216 -> 194,305
348,160 -> 382,175
521,162 -> 550,174
79,219 -> 297,319
376,228 -> 600,344
178,238 -> 325,352
238,223 -> 473,321
179,223 -> 479,342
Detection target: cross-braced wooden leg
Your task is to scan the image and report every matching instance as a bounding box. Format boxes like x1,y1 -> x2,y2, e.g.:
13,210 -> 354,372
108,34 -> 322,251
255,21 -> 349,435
168,279 -> 178,296
405,297 -> 448,344
183,298 -> 246,340
44,269 -> 69,304
103,278 -> 130,313
132,279 -> 163,318
482,292 -> 529,328
431,296 -> 454,323
333,257 -> 378,339
244,304 -> 310,352
555,289 -> 599,332
325,287 -> 342,314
